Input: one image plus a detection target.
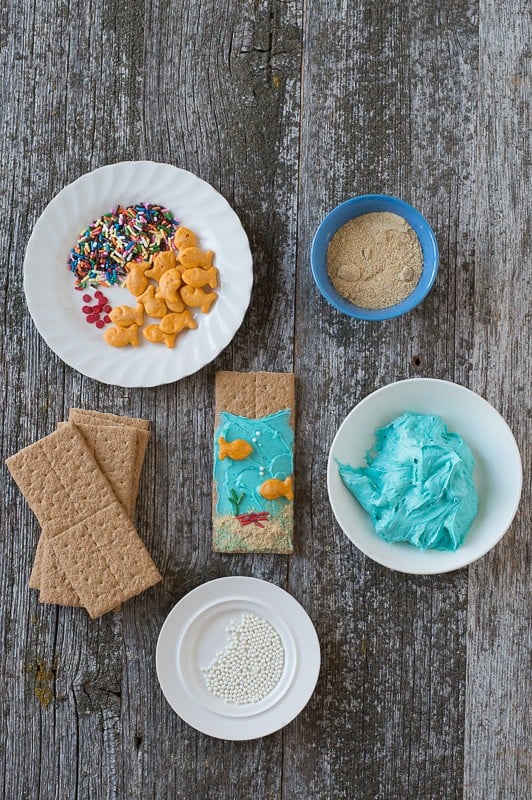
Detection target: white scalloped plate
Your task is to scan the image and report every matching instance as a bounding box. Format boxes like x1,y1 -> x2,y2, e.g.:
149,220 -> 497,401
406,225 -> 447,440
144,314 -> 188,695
23,162 -> 253,387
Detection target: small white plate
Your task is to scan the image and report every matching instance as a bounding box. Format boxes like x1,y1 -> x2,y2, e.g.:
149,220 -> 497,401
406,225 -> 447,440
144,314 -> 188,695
327,379 -> 522,574
23,161 -> 253,387
156,577 -> 320,740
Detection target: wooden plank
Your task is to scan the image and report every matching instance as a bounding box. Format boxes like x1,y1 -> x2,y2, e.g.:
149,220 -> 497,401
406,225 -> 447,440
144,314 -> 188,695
0,1 -> 302,800
289,1 -> 478,798
463,1 -> 531,797
0,0 -> 528,797
0,1 -> 143,797
123,1 -> 302,796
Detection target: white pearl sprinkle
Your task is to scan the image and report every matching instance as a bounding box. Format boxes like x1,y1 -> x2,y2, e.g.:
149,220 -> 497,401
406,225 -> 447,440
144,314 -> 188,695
202,614 -> 285,705
252,437 -> 257,443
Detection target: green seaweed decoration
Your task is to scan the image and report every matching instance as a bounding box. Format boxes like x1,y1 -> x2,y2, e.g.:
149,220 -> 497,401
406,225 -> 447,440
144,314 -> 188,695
228,488 -> 245,516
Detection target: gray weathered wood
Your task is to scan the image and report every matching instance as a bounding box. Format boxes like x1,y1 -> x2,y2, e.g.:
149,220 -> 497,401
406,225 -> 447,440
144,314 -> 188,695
463,1 -> 531,798
0,0 -> 529,799
289,1 -> 479,798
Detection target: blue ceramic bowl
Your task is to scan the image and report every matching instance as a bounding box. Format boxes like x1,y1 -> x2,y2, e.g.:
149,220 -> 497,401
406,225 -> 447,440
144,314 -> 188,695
310,194 -> 439,320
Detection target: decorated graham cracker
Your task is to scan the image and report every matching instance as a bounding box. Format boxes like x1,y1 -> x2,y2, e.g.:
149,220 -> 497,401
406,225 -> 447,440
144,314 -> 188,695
213,371 -> 295,554
7,423 -> 160,618
33,420 -> 141,606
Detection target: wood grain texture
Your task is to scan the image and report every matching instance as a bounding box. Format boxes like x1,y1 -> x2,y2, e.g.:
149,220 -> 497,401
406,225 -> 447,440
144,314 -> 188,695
0,0 -> 529,799
463,1 -> 531,798
289,1 -> 478,798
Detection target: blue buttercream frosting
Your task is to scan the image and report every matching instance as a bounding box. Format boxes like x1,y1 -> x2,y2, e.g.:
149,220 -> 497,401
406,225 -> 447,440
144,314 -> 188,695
214,410 -> 294,515
337,412 -> 479,551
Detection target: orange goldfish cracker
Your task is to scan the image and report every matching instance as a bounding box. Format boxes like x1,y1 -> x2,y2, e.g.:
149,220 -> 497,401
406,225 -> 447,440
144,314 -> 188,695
165,296 -> 186,313
218,437 -> 253,461
259,476 -> 294,501
145,250 -> 176,281
180,285 -> 217,313
159,309 -> 197,335
143,324 -> 177,349
174,226 -> 198,250
178,247 -> 214,269
124,261 -> 150,296
182,266 -> 218,289
155,268 -> 182,305
137,285 -> 167,318
109,303 -> 144,327
104,324 -> 139,348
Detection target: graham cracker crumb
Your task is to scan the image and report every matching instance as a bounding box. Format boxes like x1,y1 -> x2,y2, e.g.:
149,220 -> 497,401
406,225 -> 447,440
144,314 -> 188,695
213,506 -> 293,554
327,211 -> 423,309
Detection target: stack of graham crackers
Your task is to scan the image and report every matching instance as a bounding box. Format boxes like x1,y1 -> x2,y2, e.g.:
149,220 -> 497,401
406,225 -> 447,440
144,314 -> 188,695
6,409 -> 161,618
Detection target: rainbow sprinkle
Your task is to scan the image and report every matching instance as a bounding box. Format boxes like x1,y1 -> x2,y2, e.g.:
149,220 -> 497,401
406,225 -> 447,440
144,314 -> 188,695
68,203 -> 179,289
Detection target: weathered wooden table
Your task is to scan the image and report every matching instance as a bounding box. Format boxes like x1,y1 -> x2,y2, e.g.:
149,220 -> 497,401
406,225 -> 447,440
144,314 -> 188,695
1,1 -> 529,798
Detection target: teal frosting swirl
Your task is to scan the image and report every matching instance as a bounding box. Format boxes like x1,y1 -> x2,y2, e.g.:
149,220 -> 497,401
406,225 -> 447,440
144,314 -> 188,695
214,410 -> 294,516
337,412 -> 479,551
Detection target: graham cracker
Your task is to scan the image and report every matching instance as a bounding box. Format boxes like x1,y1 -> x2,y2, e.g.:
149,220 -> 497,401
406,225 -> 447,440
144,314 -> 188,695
7,424 -> 160,618
34,421 -> 140,606
30,414 -> 150,606
28,534 -> 44,589
58,421 -> 138,514
68,408 -> 150,430
213,371 -> 295,554
39,544 -> 82,607
68,409 -> 150,508
214,371 -> 295,425
130,429 -> 150,509
48,502 -> 161,618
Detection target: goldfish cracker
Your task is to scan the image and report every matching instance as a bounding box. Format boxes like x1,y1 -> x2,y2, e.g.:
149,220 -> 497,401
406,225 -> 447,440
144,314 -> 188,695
136,285 -> 167,319
165,296 -> 186,313
124,261 -> 150,296
159,309 -> 197,335
259,476 -> 294,501
174,226 -> 198,250
178,247 -> 214,269
145,250 -> 176,281
104,324 -> 139,348
180,285 -> 217,313
218,437 -> 253,461
143,324 -> 177,349
155,268 -> 182,305
109,303 -> 144,327
182,266 -> 218,289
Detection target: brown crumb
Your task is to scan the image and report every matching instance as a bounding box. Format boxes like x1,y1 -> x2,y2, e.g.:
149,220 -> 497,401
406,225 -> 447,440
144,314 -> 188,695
327,211 -> 423,309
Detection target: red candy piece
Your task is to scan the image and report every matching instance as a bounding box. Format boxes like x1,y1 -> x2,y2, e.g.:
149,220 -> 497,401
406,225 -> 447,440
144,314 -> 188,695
95,291 -> 104,299
102,304 -> 111,313
95,320 -> 105,329
87,313 -> 99,323
82,294 -> 92,302
82,306 -> 91,313
103,315 -> 111,323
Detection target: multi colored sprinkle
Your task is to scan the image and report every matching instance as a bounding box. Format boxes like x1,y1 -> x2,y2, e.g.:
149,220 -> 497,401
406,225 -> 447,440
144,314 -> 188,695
68,203 -> 179,289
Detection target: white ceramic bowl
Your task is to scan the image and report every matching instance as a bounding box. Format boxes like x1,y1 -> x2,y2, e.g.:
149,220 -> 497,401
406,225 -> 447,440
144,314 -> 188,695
327,379 -> 522,574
